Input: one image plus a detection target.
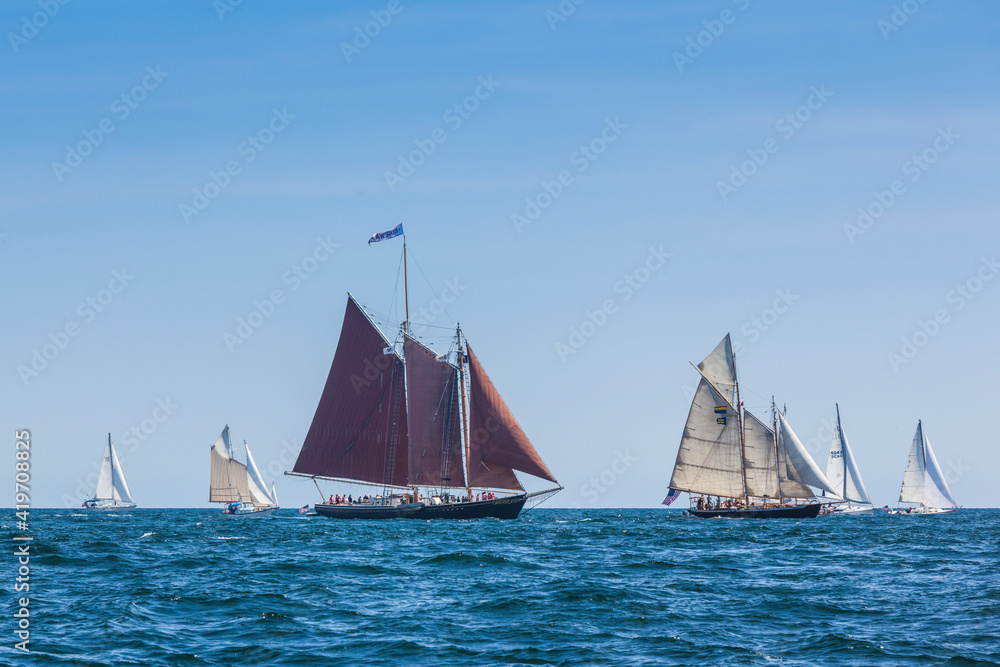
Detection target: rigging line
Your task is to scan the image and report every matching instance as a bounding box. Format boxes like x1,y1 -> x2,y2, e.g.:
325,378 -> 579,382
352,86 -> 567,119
741,384 -> 773,410
406,247 -> 456,326
386,247 -> 405,327
409,322 -> 461,331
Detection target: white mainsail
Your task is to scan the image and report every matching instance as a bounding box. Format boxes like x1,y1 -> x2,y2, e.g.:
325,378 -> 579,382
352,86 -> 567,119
668,376 -> 745,499
94,440 -> 116,501
899,421 -> 957,508
777,413 -> 839,499
94,437 -> 134,504
246,444 -> 277,507
742,411 -> 779,498
825,405 -> 871,505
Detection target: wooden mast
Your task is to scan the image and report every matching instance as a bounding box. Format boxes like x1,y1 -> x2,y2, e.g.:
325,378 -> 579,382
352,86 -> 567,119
734,364 -> 748,509
457,326 -> 472,503
772,396 -> 783,506
403,234 -> 410,336
402,234 -> 411,500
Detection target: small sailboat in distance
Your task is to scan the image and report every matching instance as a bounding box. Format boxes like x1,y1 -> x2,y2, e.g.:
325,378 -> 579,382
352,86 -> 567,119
665,334 -> 841,518
209,425 -> 279,517
286,226 -> 562,519
83,434 -> 137,510
821,405 -> 874,515
892,420 -> 959,515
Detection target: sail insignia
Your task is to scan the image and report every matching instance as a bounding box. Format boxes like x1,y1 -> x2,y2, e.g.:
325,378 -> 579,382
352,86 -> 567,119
824,405 -> 871,505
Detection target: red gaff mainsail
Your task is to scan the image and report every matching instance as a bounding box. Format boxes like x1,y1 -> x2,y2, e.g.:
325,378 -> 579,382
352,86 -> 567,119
293,297 -> 409,488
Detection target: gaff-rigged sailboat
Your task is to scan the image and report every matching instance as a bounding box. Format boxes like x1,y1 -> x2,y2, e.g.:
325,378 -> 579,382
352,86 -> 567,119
891,420 -> 959,515
821,404 -> 874,515
83,434 -> 137,510
209,425 -> 279,517
665,334 -> 840,518
287,227 -> 562,519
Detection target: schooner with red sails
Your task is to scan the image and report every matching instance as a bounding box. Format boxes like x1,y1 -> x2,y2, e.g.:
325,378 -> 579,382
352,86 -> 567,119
286,225 -> 561,519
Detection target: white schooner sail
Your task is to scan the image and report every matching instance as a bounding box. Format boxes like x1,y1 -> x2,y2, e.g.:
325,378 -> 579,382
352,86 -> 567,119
823,405 -> 873,514
667,334 -> 839,517
84,434 -> 136,510
897,421 -> 958,513
210,426 -> 278,516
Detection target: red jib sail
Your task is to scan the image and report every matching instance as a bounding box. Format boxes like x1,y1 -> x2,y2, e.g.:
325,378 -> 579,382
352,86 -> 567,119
465,344 -> 557,490
293,296 -> 409,488
403,335 -> 465,488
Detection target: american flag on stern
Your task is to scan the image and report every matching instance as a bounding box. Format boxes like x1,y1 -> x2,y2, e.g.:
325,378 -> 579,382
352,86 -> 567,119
662,488 -> 681,506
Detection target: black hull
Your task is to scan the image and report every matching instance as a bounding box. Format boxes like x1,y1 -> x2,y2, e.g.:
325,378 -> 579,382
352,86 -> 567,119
314,495 -> 528,520
688,504 -> 821,519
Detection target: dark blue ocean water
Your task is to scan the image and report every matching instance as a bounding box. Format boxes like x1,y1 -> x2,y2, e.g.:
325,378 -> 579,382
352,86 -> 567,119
4,508 -> 999,666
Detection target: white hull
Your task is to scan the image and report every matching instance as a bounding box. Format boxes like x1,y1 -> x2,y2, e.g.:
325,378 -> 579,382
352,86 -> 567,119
220,506 -> 276,518
890,506 -> 958,515
83,502 -> 136,511
828,505 -> 873,516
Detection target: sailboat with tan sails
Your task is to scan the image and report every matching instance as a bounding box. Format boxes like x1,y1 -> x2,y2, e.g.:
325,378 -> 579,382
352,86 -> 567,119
665,334 -> 841,518
209,425 -> 280,517
286,225 -> 562,519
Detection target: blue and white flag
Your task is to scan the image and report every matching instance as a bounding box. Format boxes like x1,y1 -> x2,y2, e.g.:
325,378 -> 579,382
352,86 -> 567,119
661,488 -> 681,506
368,223 -> 404,245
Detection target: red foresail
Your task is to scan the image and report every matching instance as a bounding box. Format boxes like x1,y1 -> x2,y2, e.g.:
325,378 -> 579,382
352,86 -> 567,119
403,336 -> 464,488
466,344 -> 557,490
293,296 -> 409,488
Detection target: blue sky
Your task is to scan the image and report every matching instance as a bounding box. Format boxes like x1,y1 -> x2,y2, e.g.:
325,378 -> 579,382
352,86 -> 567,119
2,1 -> 998,509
